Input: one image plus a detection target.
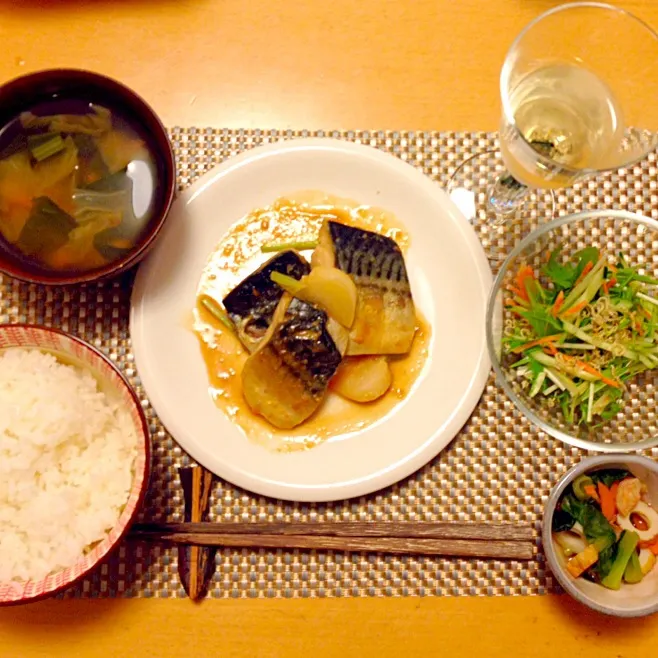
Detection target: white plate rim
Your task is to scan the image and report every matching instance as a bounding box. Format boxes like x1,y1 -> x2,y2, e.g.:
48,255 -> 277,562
130,138 -> 492,501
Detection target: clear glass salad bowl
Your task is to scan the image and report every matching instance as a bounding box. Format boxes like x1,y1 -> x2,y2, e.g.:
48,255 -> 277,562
486,209 -> 658,452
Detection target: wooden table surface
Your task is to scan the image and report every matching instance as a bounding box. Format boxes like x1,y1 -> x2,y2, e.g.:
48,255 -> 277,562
1,0 -> 658,656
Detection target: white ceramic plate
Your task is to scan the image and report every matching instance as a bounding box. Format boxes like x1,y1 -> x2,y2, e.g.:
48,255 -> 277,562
130,139 -> 491,502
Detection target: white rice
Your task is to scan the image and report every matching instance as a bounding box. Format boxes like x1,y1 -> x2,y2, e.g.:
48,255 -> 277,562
0,347 -> 138,582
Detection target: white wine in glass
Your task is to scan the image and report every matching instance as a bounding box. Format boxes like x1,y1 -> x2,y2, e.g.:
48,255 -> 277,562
501,63 -> 624,189
448,2 -> 658,226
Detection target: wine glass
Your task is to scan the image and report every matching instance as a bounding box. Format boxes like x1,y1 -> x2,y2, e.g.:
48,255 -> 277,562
447,2 -> 658,228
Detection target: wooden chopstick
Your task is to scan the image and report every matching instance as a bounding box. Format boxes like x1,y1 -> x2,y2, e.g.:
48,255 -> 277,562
177,467 -> 217,601
132,521 -> 533,541
129,521 -> 535,560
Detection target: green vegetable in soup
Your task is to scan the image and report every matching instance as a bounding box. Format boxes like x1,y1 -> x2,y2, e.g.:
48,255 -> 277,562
0,133 -> 27,160
42,209 -> 121,270
27,132 -> 65,162
95,129 -> 147,174
16,197 -> 76,256
84,168 -> 130,193
0,102 -> 156,273
20,104 -> 112,136
72,133 -> 109,186
72,188 -> 132,223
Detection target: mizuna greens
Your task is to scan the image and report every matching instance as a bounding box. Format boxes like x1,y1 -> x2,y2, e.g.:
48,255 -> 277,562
503,246 -> 658,426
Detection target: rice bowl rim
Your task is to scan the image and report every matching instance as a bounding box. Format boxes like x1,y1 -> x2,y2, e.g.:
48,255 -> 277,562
0,324 -> 151,606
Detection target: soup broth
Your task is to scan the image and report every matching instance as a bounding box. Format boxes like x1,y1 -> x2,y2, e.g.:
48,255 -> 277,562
0,99 -> 158,273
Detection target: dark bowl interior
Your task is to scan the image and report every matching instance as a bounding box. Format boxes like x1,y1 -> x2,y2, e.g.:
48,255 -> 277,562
0,69 -> 176,285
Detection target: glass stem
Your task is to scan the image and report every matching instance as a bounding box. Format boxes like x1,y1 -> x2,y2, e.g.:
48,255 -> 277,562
487,171 -> 531,217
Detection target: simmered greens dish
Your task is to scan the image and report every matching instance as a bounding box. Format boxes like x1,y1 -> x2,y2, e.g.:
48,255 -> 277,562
503,247 -> 658,426
552,469 -> 658,589
0,102 -> 157,272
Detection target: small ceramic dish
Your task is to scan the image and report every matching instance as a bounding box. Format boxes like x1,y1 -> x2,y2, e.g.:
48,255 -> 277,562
0,68 -> 175,285
543,455 -> 658,617
0,324 -> 150,605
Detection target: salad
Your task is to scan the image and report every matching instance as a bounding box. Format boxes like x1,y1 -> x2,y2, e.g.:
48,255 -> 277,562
552,469 -> 658,589
503,247 -> 658,425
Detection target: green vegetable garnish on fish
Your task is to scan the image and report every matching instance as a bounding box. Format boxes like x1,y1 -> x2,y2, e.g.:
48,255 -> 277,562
199,295 -> 234,330
261,239 -> 318,253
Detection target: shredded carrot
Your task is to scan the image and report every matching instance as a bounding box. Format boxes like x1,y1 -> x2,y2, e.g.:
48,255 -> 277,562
516,265 -> 535,284
551,290 -> 565,317
647,537 -> 658,556
598,481 -> 617,521
107,238 -> 133,249
505,285 -> 528,305
635,320 -> 645,336
574,260 -> 594,286
514,265 -> 535,302
584,484 -> 600,502
560,300 -> 588,317
600,374 -> 622,389
574,360 -> 622,389
602,278 -> 617,295
575,360 -> 602,375
511,334 -> 565,354
544,342 -> 558,356
608,263 -> 618,273
504,298 -> 516,307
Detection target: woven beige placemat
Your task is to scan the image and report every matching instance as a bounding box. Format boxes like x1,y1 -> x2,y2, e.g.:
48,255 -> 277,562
1,129 -> 656,599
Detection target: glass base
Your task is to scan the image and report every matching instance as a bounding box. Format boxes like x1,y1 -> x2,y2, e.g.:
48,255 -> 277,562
447,151 -> 555,254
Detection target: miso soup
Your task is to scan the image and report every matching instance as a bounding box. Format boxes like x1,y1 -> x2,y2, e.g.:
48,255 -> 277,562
0,100 -> 158,273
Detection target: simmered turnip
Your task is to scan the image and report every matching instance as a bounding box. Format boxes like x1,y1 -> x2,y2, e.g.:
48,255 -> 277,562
329,356 -> 392,402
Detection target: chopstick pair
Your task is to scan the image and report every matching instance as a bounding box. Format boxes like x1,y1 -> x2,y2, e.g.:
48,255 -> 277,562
130,519 -> 535,560
132,466 -> 535,600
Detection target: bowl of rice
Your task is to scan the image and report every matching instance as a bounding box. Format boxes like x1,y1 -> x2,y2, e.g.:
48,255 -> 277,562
0,324 -> 150,605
